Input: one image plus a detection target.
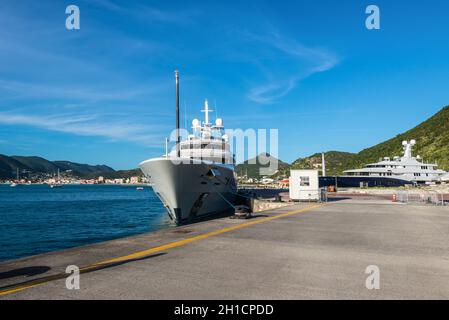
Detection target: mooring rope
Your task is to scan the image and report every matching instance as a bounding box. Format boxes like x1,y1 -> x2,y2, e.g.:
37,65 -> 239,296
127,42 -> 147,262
200,174 -> 236,210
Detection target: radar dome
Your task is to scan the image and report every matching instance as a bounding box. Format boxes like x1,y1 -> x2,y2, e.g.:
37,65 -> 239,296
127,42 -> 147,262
192,119 -> 200,128
215,118 -> 223,126
402,141 -> 408,146
410,139 -> 416,145
202,131 -> 211,139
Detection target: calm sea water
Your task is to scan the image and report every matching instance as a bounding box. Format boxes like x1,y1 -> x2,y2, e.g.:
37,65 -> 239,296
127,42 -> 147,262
0,184 -> 172,262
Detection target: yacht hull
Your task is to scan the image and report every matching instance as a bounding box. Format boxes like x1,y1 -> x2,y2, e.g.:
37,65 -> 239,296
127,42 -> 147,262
319,176 -> 413,188
139,158 -> 237,224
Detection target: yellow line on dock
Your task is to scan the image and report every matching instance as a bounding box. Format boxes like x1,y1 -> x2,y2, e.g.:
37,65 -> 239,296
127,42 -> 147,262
0,203 -> 324,297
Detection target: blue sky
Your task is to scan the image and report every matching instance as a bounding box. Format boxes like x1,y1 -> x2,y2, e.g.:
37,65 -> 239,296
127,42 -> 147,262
1,0 -> 449,169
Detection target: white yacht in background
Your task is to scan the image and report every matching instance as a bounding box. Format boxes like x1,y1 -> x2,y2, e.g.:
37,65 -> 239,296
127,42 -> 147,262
50,169 -> 63,188
139,72 -> 237,225
344,140 -> 447,184
10,168 -> 20,187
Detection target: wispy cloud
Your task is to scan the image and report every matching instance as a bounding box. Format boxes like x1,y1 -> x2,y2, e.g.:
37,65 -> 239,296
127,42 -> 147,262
0,111 -> 167,146
0,79 -> 169,103
243,31 -> 339,104
87,0 -> 200,24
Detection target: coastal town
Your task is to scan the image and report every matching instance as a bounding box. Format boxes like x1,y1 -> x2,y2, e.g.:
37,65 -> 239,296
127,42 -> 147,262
1,172 -> 148,186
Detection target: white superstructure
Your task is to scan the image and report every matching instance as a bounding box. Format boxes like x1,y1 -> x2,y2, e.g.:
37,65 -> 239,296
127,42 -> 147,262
175,99 -> 234,165
344,140 -> 447,183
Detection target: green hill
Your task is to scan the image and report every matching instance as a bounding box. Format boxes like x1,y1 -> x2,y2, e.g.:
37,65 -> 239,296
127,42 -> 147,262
236,153 -> 290,178
291,151 -> 357,176
53,161 -> 114,175
11,156 -> 59,173
0,155 -> 115,179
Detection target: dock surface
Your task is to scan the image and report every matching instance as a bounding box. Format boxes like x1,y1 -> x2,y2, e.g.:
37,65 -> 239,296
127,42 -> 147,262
1,199 -> 449,299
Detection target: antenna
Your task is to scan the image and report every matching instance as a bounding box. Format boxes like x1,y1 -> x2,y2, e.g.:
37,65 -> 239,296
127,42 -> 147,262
165,137 -> 168,157
201,99 -> 213,125
184,100 -> 187,130
214,99 -> 218,119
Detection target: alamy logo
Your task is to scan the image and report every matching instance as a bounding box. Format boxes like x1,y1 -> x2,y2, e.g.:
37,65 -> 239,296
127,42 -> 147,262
365,265 -> 380,290
65,265 -> 80,290
365,5 -> 380,30
66,5 -> 80,30
168,127 -> 279,175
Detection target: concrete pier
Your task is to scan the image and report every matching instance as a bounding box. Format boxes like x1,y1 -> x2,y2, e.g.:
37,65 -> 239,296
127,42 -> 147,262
1,199 -> 449,299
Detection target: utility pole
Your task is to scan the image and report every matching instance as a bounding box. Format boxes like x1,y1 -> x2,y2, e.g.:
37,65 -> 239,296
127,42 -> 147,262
321,152 -> 326,176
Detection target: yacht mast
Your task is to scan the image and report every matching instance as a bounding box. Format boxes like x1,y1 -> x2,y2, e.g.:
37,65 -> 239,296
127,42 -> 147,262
175,70 -> 180,157
402,140 -> 416,159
